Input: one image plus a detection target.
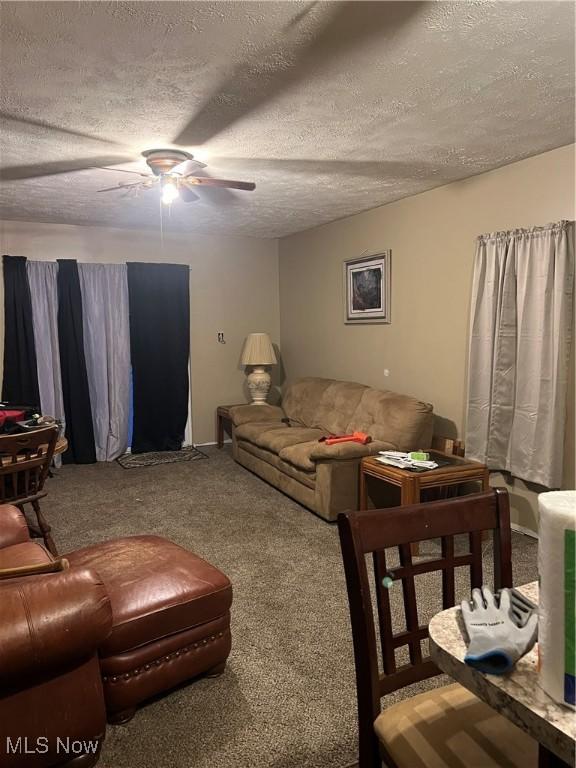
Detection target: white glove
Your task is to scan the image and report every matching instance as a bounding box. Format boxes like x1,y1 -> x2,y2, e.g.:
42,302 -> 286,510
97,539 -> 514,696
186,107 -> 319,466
507,588 -> 538,630
461,586 -> 538,675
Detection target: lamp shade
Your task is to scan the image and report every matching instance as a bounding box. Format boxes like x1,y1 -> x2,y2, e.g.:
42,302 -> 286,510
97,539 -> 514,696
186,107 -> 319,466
241,333 -> 277,366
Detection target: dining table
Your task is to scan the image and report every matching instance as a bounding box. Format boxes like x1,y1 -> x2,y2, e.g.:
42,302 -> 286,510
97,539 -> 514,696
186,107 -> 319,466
0,434 -> 68,466
429,581 -> 575,768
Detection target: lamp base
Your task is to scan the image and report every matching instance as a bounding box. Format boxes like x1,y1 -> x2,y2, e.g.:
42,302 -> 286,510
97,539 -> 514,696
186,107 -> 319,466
246,367 -> 271,404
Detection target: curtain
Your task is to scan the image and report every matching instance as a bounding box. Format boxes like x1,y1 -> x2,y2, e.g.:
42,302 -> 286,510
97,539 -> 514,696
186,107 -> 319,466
2,255 -> 40,406
27,261 -> 66,467
466,221 -> 574,488
57,259 -> 96,464
127,262 -> 190,453
79,263 -> 130,461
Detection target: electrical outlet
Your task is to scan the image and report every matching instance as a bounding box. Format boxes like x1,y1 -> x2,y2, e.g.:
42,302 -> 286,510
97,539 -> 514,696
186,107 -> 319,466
217,332 -> 225,343
383,369 -> 390,377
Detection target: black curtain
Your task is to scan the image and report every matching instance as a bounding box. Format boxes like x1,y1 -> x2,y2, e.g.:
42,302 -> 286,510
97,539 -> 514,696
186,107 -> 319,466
2,255 -> 40,407
57,259 -> 96,464
127,263 -> 190,453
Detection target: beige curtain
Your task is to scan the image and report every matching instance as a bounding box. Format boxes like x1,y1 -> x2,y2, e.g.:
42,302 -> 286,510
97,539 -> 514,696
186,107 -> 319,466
466,221 -> 574,488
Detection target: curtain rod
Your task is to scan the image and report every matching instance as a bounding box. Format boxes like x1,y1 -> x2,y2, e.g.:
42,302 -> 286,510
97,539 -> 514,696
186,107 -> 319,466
6,256 -> 194,271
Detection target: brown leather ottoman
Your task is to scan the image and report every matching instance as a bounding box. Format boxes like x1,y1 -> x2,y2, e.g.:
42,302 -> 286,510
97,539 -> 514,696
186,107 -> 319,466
67,535 -> 232,724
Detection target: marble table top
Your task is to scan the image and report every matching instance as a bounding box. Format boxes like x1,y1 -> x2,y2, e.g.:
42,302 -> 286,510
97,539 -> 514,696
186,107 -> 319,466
429,582 -> 575,766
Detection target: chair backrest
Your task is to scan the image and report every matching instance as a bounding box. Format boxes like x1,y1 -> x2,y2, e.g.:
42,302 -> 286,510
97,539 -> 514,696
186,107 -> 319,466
0,427 -> 59,504
337,489 -> 512,767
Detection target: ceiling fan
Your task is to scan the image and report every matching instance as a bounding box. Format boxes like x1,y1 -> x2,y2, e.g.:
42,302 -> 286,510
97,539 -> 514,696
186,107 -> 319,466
95,149 -> 255,205
0,2 -> 424,202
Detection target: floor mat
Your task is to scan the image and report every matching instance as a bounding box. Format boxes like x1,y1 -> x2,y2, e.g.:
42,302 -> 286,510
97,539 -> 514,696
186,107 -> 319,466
116,445 -> 208,468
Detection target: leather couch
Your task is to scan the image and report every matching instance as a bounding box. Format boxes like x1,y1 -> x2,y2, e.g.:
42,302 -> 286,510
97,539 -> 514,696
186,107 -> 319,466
231,377 -> 434,521
0,505 -> 111,768
0,504 -> 233,766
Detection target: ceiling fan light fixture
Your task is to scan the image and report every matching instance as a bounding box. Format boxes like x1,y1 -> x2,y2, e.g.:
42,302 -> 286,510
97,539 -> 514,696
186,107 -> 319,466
142,148 -> 193,175
161,176 -> 179,205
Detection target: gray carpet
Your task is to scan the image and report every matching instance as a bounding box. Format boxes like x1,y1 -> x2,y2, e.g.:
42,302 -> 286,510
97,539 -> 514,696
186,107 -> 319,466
43,447 -> 538,768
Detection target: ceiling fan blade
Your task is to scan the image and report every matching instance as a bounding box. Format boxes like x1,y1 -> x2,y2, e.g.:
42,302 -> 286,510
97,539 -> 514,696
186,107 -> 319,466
183,177 -> 255,191
96,180 -> 151,193
284,1 -> 319,30
0,111 -> 123,146
212,157 -> 443,180
172,1 -> 424,146
181,171 -> 239,206
179,186 -> 200,203
171,159 -> 207,176
0,156 -> 135,181
94,166 -> 152,178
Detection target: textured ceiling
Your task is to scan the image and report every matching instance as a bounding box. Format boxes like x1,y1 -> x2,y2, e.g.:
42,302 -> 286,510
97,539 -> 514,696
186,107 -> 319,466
0,1 -> 574,238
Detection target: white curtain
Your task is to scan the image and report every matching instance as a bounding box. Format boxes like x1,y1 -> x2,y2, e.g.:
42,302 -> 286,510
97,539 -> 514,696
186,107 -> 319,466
78,263 -> 130,461
26,261 -> 66,466
466,221 -> 574,488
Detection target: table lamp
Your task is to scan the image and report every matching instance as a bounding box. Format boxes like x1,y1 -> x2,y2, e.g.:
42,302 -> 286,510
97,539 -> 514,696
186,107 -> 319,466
241,333 -> 277,404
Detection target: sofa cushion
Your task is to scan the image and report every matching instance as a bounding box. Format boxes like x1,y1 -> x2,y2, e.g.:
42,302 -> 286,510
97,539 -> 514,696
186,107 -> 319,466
0,541 -> 54,569
235,421 -> 326,453
347,389 -> 433,450
280,438 -> 394,472
235,421 -> 286,443
66,535 -> 232,656
309,380 -> 367,434
237,446 -> 317,510
281,377 -> 333,426
238,440 -> 317,488
255,427 -> 326,453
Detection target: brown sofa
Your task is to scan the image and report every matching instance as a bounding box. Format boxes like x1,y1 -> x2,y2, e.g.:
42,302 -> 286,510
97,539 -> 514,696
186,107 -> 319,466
0,505 -> 110,768
231,377 -> 434,521
0,504 -> 232,766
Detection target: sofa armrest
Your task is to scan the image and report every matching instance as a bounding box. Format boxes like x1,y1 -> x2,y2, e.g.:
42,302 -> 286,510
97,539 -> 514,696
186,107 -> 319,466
0,567 -> 112,687
310,439 -> 395,462
0,504 -> 31,549
229,404 -> 285,427
0,557 -> 69,581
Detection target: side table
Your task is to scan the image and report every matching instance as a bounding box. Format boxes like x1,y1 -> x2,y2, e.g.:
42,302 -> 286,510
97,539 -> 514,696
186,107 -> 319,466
360,451 -> 489,509
216,405 -> 244,448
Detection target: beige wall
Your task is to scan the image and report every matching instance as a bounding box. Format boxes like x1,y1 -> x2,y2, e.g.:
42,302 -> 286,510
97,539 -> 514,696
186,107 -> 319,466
1,146 -> 574,529
279,144 -> 576,532
0,220 -> 279,444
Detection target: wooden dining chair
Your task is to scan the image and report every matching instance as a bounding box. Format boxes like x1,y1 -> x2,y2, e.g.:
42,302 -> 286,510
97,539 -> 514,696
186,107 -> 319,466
0,426 -> 59,555
338,488 -> 537,768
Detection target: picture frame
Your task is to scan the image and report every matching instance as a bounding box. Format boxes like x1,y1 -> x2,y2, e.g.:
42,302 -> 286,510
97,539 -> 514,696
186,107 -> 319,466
343,251 -> 391,324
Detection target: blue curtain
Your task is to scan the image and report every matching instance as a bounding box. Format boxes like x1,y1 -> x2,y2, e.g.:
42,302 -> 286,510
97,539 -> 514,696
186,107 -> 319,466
127,263 -> 189,453
2,255 -> 40,407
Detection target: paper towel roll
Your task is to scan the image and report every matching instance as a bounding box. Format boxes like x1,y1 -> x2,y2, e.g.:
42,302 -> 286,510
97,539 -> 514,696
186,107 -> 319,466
538,490 -> 576,709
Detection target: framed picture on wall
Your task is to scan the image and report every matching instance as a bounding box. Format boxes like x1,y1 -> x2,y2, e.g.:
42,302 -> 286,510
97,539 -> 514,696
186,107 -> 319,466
343,251 -> 391,324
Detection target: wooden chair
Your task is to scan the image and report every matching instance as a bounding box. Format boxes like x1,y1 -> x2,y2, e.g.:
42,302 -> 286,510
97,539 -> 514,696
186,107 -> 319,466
0,426 -> 59,555
338,489 -> 537,768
